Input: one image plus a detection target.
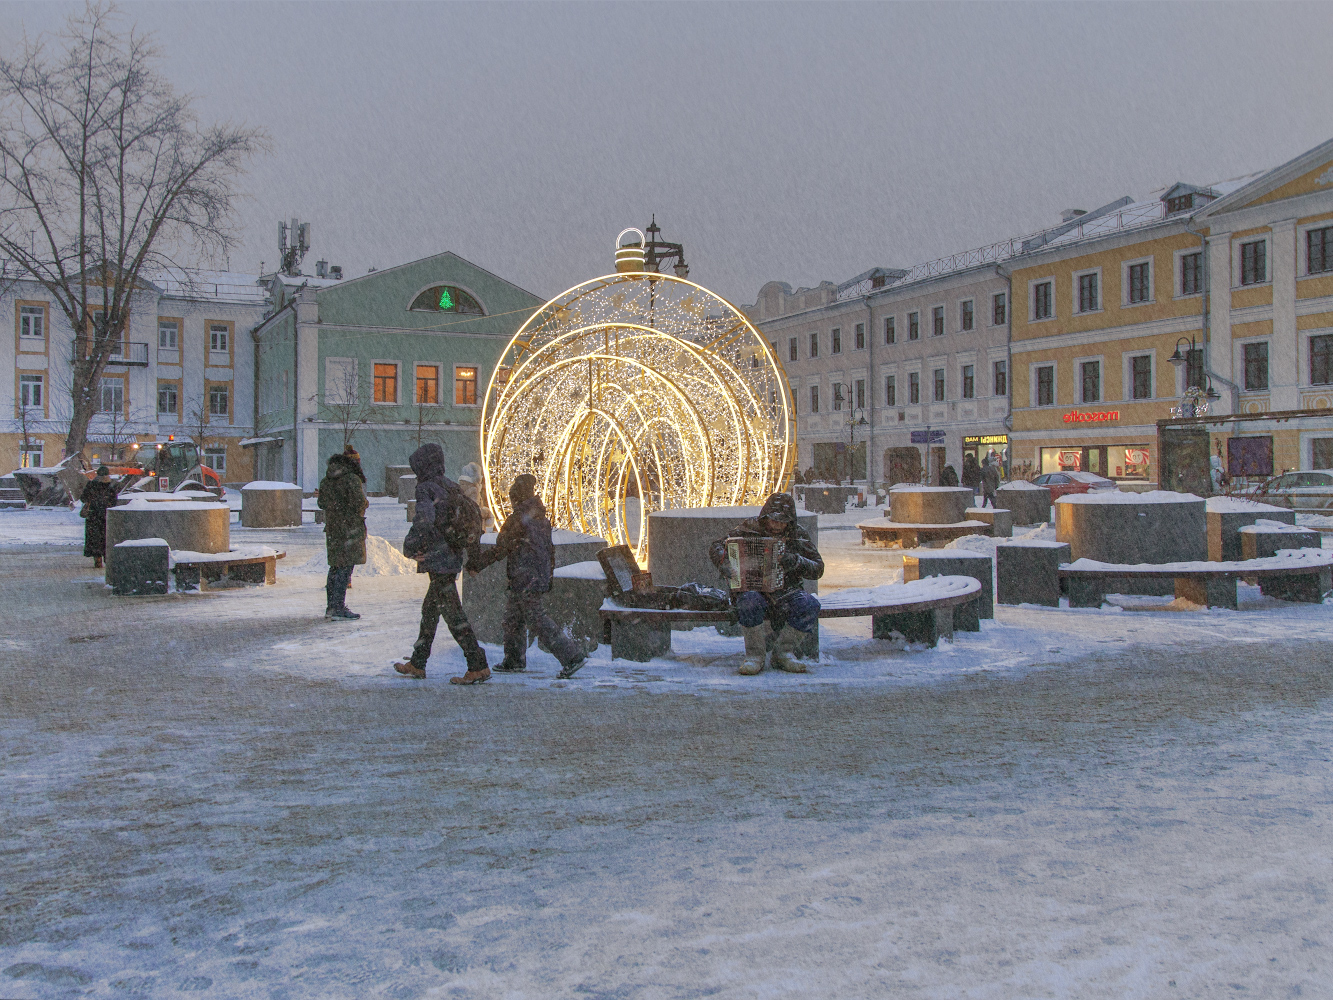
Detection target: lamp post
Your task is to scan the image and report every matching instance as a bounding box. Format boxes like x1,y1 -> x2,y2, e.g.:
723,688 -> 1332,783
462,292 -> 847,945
832,382 -> 868,484
1167,335 -> 1220,417
642,216 -> 689,279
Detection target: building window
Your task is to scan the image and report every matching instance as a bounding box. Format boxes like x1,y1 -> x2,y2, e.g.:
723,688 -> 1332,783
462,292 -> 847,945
19,443 -> 43,468
885,375 -> 896,406
157,382 -> 177,414
19,373 -> 42,408
208,384 -> 229,416
962,365 -> 974,399
1131,355 -> 1152,399
1313,335 -> 1333,386
809,332 -> 819,358
993,360 -> 1007,397
1180,252 -> 1202,295
1127,262 -> 1151,304
158,320 -> 178,349
809,385 -> 819,413
854,323 -> 865,350
1166,194 -> 1193,214
99,379 -> 124,413
885,317 -> 896,344
831,327 -> 841,354
1309,226 -> 1333,275
325,357 -> 358,404
455,366 -> 478,405
1242,342 -> 1269,391
1033,281 -> 1053,320
19,305 -> 44,341
855,378 -> 865,409
788,337 -> 798,362
1240,240 -> 1267,285
409,285 -> 484,314
1036,365 -> 1054,406
933,368 -> 945,402
416,364 -> 439,404
1081,361 -> 1101,403
373,363 -> 399,403
908,372 -> 920,405
202,446 -> 226,475
992,293 -> 1006,326
209,323 -> 229,353
1077,273 -> 1099,313
908,312 -> 919,340
960,300 -> 974,331
932,306 -> 944,337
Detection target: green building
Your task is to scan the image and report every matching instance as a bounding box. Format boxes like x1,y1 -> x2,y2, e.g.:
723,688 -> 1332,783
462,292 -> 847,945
251,252 -> 542,491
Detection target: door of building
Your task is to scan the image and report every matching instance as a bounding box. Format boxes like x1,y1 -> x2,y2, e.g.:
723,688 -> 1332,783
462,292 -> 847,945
930,447 -> 947,486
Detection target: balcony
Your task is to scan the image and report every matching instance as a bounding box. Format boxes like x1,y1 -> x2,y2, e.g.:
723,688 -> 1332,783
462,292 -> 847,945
71,340 -> 150,367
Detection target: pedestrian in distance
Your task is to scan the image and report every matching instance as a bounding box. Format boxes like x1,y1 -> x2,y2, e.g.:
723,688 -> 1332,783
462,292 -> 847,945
80,465 -> 118,569
708,492 -> 824,676
468,473 -> 588,680
395,443 -> 489,684
939,464 -> 959,487
980,454 -> 1001,508
961,453 -> 981,500
317,445 -> 368,620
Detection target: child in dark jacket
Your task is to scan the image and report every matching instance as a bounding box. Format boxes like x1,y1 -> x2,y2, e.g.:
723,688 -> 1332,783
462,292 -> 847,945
469,474 -> 587,679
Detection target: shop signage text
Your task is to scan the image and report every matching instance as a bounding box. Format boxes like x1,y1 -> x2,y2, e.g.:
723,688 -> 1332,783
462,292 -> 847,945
1062,409 -> 1120,424
910,430 -> 947,443
963,434 -> 1009,446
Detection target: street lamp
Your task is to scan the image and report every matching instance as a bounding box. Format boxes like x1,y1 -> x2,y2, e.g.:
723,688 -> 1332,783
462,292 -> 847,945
1167,335 -> 1221,415
642,215 -> 689,279
832,382 -> 869,485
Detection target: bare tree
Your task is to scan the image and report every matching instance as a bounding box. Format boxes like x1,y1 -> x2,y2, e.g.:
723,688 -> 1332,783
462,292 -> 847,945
0,2 -> 265,460
319,360 -> 375,451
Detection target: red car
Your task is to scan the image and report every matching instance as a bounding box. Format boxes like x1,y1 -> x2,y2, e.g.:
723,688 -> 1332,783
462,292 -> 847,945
1030,471 -> 1119,500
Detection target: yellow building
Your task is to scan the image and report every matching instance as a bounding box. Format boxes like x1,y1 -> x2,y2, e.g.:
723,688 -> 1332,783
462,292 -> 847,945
1010,137 -> 1333,488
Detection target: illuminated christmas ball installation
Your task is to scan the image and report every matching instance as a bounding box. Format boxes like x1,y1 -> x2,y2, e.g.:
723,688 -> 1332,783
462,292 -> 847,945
480,229 -> 794,563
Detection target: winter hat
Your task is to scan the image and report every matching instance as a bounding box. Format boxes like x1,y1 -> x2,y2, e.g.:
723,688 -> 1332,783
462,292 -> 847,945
96,465 -> 111,477
509,473 -> 537,506
458,462 -> 482,485
758,492 -> 797,524
343,444 -> 360,460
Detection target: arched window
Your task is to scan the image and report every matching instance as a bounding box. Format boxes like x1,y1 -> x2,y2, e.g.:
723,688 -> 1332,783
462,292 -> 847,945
409,285 -> 485,315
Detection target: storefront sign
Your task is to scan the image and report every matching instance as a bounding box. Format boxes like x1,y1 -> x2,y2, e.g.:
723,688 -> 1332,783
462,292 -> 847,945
962,434 -> 1009,446
910,430 -> 946,443
1062,409 -> 1120,423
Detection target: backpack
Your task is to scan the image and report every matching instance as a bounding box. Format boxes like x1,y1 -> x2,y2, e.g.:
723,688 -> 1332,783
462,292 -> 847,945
437,482 -> 484,550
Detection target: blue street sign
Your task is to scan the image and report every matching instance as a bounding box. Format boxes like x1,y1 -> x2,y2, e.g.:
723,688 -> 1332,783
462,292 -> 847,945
910,430 -> 946,444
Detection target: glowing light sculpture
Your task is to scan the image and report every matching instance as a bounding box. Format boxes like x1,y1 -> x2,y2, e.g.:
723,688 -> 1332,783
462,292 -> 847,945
481,229 -> 794,564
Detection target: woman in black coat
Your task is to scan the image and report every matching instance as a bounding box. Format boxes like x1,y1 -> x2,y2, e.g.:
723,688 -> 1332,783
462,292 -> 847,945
81,466 -> 118,568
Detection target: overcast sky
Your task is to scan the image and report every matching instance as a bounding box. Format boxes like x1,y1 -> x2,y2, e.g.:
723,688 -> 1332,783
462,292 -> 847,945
3,1 -> 1332,305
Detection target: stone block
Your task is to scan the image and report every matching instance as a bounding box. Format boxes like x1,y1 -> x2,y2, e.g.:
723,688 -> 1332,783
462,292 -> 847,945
872,606 -> 954,647
1239,524 -> 1322,561
1206,500 -> 1295,560
966,507 -> 1012,538
107,538 -> 170,595
406,500 -> 415,522
889,486 -> 973,526
901,550 -> 993,621
1258,568 -> 1332,603
397,474 -> 417,504
384,465 -> 413,496
996,540 -> 1069,607
802,487 -> 849,514
609,616 -> 673,661
461,529 -> 607,644
240,482 -> 302,528
646,506 -> 819,592
994,484 -> 1051,526
1175,576 -> 1238,610
545,561 -> 609,651
107,501 -> 229,554
1056,493 -> 1201,596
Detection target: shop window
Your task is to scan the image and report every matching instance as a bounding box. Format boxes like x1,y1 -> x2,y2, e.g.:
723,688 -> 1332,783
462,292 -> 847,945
933,368 -> 945,402
1240,240 -> 1267,285
409,285 -> 484,315
1127,262 -> 1151,304
908,372 -> 920,405
157,382 -> 177,414
99,379 -> 123,413
788,337 -> 798,362
1309,226 -> 1333,275
908,312 -> 919,340
1180,252 -> 1202,295
1077,273 -> 1099,313
1080,361 -> 1100,403
808,385 -> 819,413
373,363 -> 399,403
208,384 -> 229,416
962,365 -> 974,399
932,306 -> 944,337
1312,438 -> 1333,470
809,332 -> 818,358
19,443 -> 43,468
1243,342 -> 1269,391
992,293 -> 1006,326
202,446 -> 226,475
1036,365 -> 1054,406
454,366 -> 478,405
960,300 -> 974,331
885,375 -> 896,406
854,324 -> 865,350
416,364 -> 439,405
831,327 -> 841,354
19,373 -> 42,408
1131,355 -> 1152,399
993,361 -> 1007,397
885,316 -> 895,344
1032,282 -> 1053,320
19,305 -> 45,342
1311,335 -> 1333,386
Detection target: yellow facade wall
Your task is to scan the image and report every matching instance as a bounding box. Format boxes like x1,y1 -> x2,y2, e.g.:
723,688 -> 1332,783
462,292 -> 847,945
1297,274 -> 1333,300
1245,160 -> 1333,208
1297,311 -> 1333,331
1231,285 -> 1272,310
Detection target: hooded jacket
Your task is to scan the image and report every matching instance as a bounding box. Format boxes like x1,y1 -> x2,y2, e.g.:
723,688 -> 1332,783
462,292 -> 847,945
472,476 -> 556,592
708,492 -> 824,599
318,453 -> 368,566
403,443 -> 468,575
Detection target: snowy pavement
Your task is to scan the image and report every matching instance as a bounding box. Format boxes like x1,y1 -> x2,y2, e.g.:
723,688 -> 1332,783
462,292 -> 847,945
3,500 -> 1333,997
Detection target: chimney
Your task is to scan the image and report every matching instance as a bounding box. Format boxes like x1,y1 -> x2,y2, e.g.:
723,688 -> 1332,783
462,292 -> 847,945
1060,209 -> 1087,223
330,265 -> 343,280
315,259 -> 328,278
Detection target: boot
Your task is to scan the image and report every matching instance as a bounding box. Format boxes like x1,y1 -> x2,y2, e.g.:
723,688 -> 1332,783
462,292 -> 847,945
393,659 -> 426,679
449,666 -> 491,685
739,624 -> 766,675
769,625 -> 811,673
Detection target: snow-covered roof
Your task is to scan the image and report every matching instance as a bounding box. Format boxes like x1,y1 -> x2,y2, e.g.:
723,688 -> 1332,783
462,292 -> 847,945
153,267 -> 267,302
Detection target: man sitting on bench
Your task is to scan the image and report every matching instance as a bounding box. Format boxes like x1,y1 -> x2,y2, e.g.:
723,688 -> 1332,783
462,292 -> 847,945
708,493 -> 824,676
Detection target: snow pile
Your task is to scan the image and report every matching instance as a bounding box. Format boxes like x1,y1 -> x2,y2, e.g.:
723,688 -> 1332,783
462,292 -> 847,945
1056,490 -> 1202,505
554,560 -> 607,581
888,485 -> 970,493
294,534 -> 418,576
1238,519 -> 1315,534
1296,512 -> 1333,529
114,537 -> 169,548
1206,495 -> 1288,513
115,496 -> 223,511
241,480 -> 301,491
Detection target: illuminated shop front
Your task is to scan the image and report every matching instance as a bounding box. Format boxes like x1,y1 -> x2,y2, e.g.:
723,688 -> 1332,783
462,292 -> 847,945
1029,408 -> 1152,481
962,434 -> 1009,477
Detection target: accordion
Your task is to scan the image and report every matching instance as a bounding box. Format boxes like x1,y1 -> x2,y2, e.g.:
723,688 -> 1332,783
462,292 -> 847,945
725,536 -> 786,592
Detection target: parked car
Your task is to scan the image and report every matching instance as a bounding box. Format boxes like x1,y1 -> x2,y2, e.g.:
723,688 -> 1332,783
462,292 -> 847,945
1246,469 -> 1333,512
1030,471 -> 1120,500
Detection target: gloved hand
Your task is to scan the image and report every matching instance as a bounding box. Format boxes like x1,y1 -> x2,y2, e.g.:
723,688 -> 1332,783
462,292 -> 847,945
779,549 -> 802,573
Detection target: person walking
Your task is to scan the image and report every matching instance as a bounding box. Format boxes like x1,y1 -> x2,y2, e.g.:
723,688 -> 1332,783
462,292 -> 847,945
961,453 -> 981,501
708,492 -> 824,676
317,445 -> 368,620
80,466 -> 118,569
468,474 -> 587,679
980,454 -> 1001,509
395,443 -> 489,684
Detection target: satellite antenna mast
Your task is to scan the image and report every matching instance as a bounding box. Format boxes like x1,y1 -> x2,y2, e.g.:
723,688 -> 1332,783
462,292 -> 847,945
278,217 -> 311,276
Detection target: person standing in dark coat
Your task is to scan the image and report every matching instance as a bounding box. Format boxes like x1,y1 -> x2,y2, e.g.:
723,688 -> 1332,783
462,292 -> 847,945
80,466 -> 118,568
981,455 -> 1001,508
469,474 -> 587,679
317,446 -> 368,620
395,443 -> 489,684
708,492 -> 824,676
961,454 -> 982,498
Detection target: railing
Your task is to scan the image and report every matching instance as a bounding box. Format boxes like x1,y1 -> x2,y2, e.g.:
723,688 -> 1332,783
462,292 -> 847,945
70,340 -> 149,366
155,277 -> 267,301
